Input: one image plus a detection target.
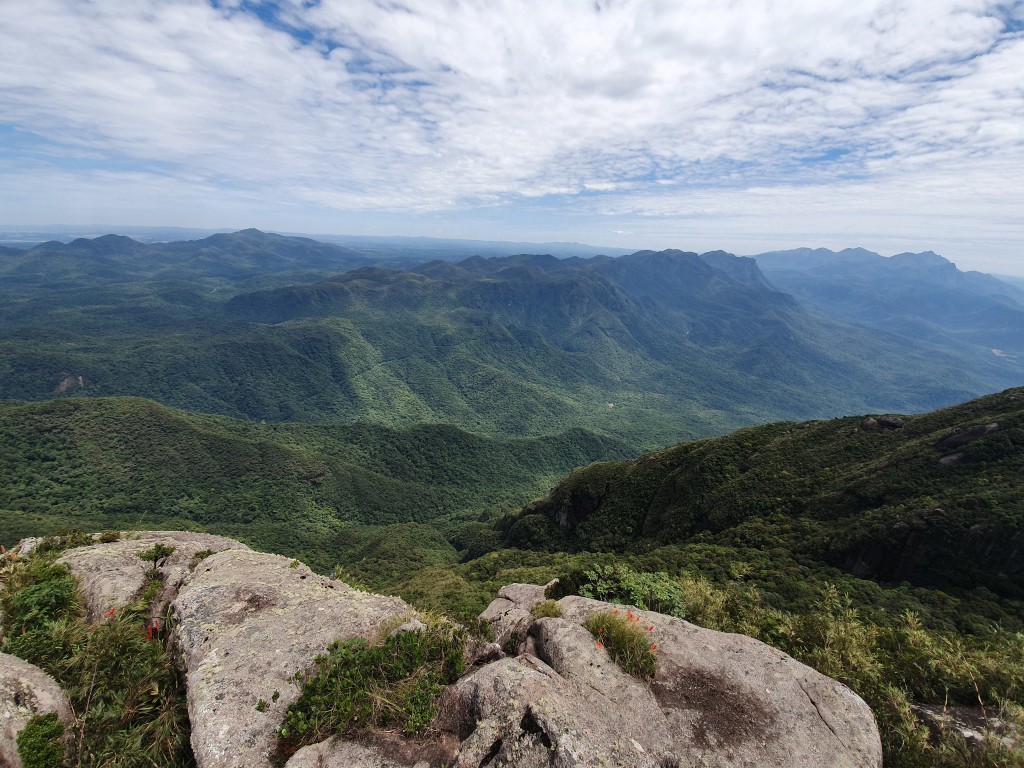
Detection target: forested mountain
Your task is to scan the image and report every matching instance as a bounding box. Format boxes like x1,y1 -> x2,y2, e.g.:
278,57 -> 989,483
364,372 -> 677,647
2,231 -> 1020,452
754,246 -> 1024,358
0,396 -> 630,576
500,386 -> 1024,620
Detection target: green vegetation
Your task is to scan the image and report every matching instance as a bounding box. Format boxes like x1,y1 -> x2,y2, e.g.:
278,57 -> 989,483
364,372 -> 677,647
17,712 -> 65,768
584,609 -> 658,680
510,387 -> 1024,617
0,267 -> 1020,768
276,617 -> 465,763
0,396 -> 630,573
5,234 -> 1018,451
1,543 -> 192,767
531,599 -> 562,619
138,544 -> 175,572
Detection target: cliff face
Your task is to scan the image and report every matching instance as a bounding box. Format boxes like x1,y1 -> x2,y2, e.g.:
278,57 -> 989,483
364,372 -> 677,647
1,533 -> 882,768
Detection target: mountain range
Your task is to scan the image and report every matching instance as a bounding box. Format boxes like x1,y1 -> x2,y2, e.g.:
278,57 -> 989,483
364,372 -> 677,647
2,230 -> 1021,449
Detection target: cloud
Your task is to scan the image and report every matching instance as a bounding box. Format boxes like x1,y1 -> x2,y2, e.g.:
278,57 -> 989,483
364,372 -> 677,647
0,0 -> 1022,271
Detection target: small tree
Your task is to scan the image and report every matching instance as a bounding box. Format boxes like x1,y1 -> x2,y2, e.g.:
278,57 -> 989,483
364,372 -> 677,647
138,544 -> 175,574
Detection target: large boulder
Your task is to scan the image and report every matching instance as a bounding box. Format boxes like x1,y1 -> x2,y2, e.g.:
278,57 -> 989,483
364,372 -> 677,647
0,652 -> 73,768
478,581 -> 555,652
446,590 -> 883,768
55,531 -> 247,622
172,548 -> 413,768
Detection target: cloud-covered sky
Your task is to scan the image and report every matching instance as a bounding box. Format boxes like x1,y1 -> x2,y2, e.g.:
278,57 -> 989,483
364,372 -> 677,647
1,0 -> 1023,272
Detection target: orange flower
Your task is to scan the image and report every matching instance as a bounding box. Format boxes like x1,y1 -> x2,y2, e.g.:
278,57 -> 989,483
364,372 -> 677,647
650,644 -> 657,651
612,609 -> 619,615
104,607 -> 117,618
596,640 -> 604,648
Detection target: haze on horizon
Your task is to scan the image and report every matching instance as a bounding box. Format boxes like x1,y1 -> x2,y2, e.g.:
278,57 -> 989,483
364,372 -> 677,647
2,1 -> 1023,275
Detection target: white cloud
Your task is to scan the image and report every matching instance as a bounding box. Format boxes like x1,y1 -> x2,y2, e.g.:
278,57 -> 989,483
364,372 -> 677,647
0,0 -> 1022,271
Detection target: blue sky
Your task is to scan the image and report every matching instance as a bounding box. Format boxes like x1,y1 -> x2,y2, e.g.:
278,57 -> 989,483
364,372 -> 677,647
1,0 -> 1023,273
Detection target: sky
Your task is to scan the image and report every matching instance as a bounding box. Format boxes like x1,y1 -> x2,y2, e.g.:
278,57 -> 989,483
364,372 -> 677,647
1,0 -> 1023,273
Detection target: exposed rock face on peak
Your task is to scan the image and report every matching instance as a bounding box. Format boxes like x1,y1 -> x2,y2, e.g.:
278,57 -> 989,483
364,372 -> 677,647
55,531 -> 246,622
11,536 -> 883,768
173,548 -> 413,768
450,588 -> 883,768
0,652 -> 73,768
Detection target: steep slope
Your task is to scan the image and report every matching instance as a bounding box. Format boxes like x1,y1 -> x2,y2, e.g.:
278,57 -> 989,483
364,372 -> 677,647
220,248 -> 1014,440
503,387 -> 1024,605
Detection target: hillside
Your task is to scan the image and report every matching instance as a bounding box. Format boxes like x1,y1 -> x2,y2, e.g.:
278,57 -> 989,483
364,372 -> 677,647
494,387 -> 1024,629
0,396 -> 630,578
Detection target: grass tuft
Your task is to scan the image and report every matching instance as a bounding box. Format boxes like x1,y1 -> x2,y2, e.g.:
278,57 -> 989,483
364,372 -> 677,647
275,616 -> 465,763
531,599 -> 562,619
584,609 -> 657,680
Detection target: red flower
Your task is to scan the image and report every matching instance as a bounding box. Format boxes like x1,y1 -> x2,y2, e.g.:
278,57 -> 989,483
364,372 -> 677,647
650,644 -> 657,651
104,607 -> 117,618
596,640 -> 604,648
647,625 -> 654,632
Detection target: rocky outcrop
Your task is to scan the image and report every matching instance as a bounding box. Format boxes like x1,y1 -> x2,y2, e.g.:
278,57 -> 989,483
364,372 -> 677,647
935,423 -> 999,453
860,415 -> 905,432
0,652 -> 73,768
6,536 -> 885,768
172,548 -> 413,768
436,590 -> 884,768
478,581 -> 553,652
55,531 -> 247,622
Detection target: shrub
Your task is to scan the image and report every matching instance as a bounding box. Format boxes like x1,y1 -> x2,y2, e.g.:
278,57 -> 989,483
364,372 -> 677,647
137,544 -> 175,573
560,563 -> 688,617
276,618 -> 465,762
584,610 -> 657,680
1,550 -> 192,767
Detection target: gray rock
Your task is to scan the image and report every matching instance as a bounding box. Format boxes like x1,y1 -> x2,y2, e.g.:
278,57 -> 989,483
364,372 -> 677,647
481,580 -> 558,652
55,531 -> 247,623
0,652 -> 73,768
554,596 -> 883,768
172,548 -> 413,768
530,617 -> 672,753
912,704 -> 1019,753
285,738 -> 428,768
8,538 -> 42,559
479,597 -> 532,651
497,582 -> 549,609
447,594 -> 882,767
442,655 -> 657,768
285,731 -> 456,768
935,423 -> 999,452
